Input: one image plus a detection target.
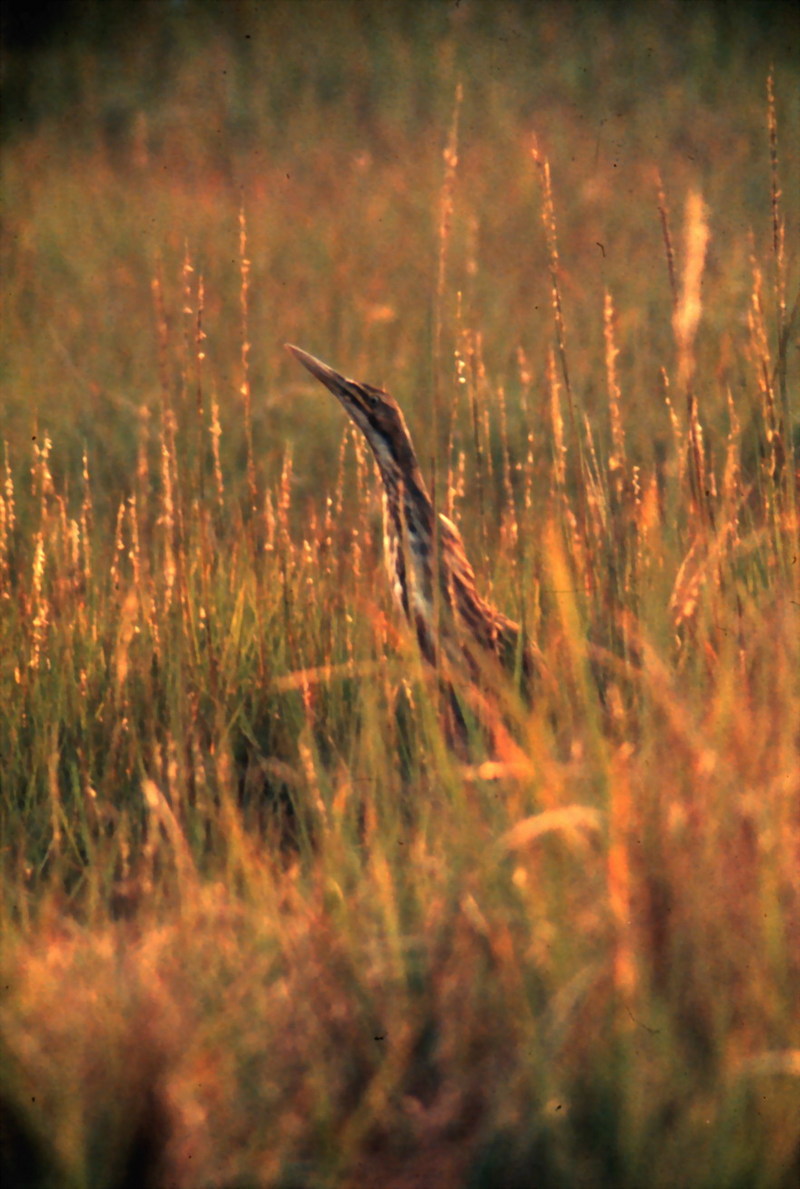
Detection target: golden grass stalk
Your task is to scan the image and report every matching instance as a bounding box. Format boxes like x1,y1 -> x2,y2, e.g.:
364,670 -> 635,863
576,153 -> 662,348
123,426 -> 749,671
180,244 -> 195,387
604,289 -> 627,506
673,191 -> 709,392
673,191 -> 712,532
31,430 -> 54,520
189,263 -> 207,502
277,447 -> 294,551
209,392 -> 224,513
0,493 -> 8,594
497,383 -> 519,553
531,143 -> 571,406
582,410 -> 608,549
432,82 -> 463,674
151,268 -> 179,609
748,255 -> 785,502
450,291 -> 468,506
766,71 -> 786,334
109,498 -> 126,597
29,530 -> 48,671
766,73 -> 796,506
607,741 -> 637,1004
542,515 -> 591,708
0,444 -> 12,594
158,426 -> 177,611
239,207 -> 257,517
533,139 -> 590,550
135,401 -> 151,511
532,156 -> 568,384
434,80 -> 463,447
722,388 -> 743,539
548,346 -> 566,498
3,444 -> 14,537
128,493 -> 142,594
80,447 -> 92,591
656,171 -> 678,310
463,327 -> 488,561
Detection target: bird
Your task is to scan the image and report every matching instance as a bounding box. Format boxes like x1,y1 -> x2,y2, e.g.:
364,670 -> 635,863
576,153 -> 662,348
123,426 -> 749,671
286,345 -> 534,723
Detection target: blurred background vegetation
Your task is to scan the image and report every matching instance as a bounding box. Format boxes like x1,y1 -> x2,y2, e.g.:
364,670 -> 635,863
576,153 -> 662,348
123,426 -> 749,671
2,0 -> 797,523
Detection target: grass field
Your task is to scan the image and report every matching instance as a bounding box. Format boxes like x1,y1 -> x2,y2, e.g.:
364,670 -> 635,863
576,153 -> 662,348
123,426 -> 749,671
1,2 -> 799,1186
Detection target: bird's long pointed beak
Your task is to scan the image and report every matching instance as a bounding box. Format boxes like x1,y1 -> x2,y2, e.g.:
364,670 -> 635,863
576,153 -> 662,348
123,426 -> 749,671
285,344 -> 352,397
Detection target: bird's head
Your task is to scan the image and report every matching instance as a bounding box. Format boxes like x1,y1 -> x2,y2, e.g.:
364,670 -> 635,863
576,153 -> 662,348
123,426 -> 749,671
286,345 -> 419,478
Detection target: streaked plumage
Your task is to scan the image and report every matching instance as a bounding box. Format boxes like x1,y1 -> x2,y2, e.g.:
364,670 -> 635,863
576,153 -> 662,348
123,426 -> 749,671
287,345 -> 532,697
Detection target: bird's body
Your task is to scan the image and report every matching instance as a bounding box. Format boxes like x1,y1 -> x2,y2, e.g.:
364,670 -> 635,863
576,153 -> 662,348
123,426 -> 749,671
287,345 -> 532,697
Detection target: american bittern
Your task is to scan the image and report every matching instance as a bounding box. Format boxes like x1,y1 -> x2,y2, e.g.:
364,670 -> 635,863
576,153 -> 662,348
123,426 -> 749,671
287,345 -> 533,713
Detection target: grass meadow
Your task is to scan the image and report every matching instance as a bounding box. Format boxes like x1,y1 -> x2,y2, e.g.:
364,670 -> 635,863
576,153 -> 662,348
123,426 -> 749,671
1,2 -> 799,1185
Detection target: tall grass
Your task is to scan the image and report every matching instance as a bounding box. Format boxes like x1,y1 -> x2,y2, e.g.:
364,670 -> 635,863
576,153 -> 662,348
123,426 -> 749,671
1,4 -> 798,1186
